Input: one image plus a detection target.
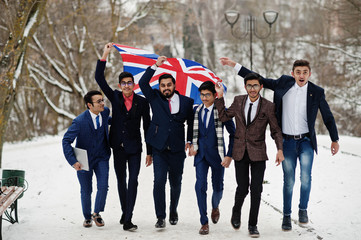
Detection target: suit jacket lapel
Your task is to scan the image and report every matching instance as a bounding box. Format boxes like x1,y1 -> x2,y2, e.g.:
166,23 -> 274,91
85,110 -> 96,132
241,96 -> 247,127
306,83 -> 314,124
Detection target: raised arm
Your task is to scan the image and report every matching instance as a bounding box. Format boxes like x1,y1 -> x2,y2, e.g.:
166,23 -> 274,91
139,56 -> 167,101
219,56 -> 279,91
214,81 -> 235,122
95,43 -> 115,101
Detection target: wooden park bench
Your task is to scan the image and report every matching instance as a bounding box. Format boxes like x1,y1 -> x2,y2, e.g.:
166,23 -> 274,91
0,185 -> 25,240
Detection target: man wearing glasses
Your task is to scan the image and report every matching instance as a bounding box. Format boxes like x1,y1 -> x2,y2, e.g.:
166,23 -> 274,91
189,81 -> 235,235
95,43 -> 152,231
215,73 -> 284,238
220,58 -> 339,232
62,90 -> 111,228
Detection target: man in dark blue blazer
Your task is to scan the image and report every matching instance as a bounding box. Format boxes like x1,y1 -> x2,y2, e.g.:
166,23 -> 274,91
62,90 -> 111,228
220,57 -> 339,231
94,43 -> 152,231
189,81 -> 235,235
139,56 -> 194,229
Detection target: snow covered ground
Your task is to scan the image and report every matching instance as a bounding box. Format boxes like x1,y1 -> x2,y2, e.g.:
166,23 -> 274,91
1,132 -> 360,239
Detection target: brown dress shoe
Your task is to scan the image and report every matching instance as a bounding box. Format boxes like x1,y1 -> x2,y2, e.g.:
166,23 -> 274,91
83,219 -> 92,228
92,213 -> 105,227
199,223 -> 209,235
211,208 -> 220,224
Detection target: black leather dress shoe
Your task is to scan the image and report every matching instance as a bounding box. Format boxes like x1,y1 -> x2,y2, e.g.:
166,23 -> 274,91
155,218 -> 166,228
119,214 -> 125,225
248,225 -> 260,238
123,221 -> 138,231
298,209 -> 308,224
231,211 -> 241,230
282,215 -> 292,231
169,212 -> 178,225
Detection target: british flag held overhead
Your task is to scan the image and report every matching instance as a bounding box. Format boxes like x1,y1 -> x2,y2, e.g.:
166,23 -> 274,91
113,44 -> 226,105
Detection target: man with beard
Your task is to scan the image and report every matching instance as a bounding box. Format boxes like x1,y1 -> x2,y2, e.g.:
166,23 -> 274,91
139,56 -> 194,229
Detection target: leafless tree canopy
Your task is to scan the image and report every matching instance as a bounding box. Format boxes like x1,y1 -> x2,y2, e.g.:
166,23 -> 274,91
2,0 -> 361,147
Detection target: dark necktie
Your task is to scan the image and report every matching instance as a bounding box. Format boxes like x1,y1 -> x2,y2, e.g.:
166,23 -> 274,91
247,103 -> 253,127
96,115 -> 100,129
203,108 -> 209,128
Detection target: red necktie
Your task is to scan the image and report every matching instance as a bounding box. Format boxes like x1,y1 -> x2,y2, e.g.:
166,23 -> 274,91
168,99 -> 172,113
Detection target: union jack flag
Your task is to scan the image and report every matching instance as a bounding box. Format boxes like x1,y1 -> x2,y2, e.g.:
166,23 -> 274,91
113,44 -> 226,104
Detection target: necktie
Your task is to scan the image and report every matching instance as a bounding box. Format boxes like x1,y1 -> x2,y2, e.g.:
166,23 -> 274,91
168,99 -> 172,113
96,115 -> 100,129
247,103 -> 253,127
203,108 -> 209,128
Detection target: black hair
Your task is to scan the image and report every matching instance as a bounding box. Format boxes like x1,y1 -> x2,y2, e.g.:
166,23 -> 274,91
244,73 -> 263,85
159,74 -> 175,84
118,71 -> 134,84
198,81 -> 216,94
84,90 -> 102,109
292,59 -> 311,72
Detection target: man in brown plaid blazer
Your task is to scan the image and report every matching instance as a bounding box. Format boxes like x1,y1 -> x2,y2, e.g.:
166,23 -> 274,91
214,72 -> 284,238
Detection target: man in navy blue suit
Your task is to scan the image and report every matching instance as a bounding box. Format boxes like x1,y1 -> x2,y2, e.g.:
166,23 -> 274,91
62,90 -> 111,228
189,81 -> 235,235
139,56 -> 194,229
95,43 -> 152,231
220,57 -> 339,231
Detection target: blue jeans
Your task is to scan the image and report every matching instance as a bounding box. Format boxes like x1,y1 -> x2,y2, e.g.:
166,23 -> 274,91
77,160 -> 109,220
282,137 -> 314,216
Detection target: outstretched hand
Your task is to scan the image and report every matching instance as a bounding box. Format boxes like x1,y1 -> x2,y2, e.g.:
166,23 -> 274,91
219,57 -> 236,67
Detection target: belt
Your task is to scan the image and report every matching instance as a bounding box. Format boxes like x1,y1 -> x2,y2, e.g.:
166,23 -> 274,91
282,133 -> 310,140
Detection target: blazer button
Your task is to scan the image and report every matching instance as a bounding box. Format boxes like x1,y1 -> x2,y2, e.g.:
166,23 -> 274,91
168,129 -> 171,132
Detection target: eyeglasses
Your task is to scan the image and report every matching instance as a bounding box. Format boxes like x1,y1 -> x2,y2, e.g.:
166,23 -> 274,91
92,99 -> 104,104
246,84 -> 261,90
120,81 -> 134,87
200,93 -> 212,98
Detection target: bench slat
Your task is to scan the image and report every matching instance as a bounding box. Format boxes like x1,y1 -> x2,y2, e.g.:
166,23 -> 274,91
0,187 -> 24,216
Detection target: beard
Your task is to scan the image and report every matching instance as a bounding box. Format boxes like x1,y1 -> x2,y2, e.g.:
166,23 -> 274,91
162,89 -> 175,98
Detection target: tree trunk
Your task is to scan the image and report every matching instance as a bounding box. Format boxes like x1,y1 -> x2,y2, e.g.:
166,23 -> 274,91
0,0 -> 47,167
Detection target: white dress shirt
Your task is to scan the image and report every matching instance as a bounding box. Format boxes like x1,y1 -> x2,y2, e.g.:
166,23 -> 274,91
282,83 -> 309,135
234,63 -> 243,73
89,110 -> 102,129
168,93 -> 180,114
244,96 -> 260,125
202,104 -> 214,128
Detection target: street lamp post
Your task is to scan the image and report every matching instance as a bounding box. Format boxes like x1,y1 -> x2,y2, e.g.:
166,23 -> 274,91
224,10 -> 278,70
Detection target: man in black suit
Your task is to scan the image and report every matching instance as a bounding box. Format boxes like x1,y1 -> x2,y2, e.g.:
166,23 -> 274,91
139,56 -> 194,229
95,43 -> 152,231
220,57 -> 339,231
